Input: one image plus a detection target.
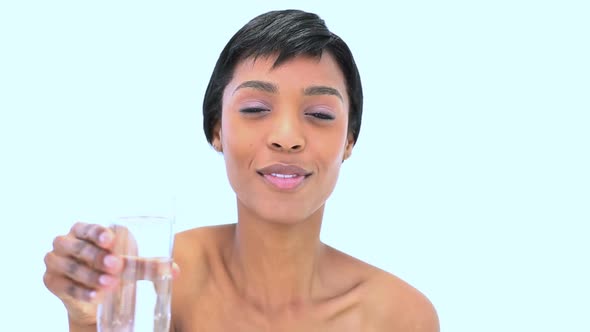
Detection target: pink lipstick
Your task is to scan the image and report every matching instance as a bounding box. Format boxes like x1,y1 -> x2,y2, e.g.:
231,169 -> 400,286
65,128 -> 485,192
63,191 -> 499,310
256,164 -> 312,190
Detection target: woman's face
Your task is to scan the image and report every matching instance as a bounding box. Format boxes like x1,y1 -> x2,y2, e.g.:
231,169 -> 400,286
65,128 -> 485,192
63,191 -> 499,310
213,53 -> 354,224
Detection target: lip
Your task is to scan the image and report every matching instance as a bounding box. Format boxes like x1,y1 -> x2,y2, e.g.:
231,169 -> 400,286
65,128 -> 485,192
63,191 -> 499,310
256,163 -> 312,191
257,164 -> 312,177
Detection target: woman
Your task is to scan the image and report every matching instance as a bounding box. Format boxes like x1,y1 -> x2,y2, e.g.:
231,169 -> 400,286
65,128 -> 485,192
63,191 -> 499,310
43,9 -> 439,331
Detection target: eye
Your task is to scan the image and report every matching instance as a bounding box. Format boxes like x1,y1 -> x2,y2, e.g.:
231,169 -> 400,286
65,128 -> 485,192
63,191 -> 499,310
305,112 -> 335,120
239,107 -> 270,115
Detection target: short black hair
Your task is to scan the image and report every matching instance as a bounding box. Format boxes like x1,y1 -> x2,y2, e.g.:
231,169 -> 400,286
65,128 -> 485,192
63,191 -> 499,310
203,9 -> 363,144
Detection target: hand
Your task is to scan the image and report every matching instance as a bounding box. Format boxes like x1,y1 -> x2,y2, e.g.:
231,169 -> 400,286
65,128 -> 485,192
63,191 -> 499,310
43,222 -> 124,325
43,222 -> 181,326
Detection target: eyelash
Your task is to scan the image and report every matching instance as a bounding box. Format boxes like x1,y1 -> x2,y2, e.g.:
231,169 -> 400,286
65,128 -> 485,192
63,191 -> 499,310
239,107 -> 270,114
305,112 -> 335,120
239,108 -> 335,121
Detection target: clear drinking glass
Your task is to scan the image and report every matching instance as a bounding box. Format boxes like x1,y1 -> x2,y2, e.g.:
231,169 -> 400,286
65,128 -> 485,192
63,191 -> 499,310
97,215 -> 174,332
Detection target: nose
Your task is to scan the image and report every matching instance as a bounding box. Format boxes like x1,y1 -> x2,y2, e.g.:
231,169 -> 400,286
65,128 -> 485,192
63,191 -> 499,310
267,112 -> 305,153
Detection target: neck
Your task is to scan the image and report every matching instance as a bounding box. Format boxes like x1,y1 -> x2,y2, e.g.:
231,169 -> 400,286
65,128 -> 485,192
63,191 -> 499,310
224,203 -> 326,314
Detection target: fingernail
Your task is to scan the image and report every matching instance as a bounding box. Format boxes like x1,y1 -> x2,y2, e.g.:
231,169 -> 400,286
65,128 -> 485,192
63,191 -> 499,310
104,255 -> 119,268
172,262 -> 181,278
99,274 -> 115,286
99,231 -> 112,245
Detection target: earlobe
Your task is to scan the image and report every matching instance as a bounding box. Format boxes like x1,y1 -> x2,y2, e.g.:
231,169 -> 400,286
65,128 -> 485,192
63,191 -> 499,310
212,142 -> 223,153
342,149 -> 352,161
212,123 -> 223,153
343,152 -> 351,161
342,135 -> 354,162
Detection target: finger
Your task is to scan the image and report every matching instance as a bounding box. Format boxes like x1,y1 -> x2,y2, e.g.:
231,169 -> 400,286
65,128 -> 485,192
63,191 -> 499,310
53,235 -> 123,274
172,262 -> 180,279
120,257 -> 165,281
150,261 -> 174,297
43,270 -> 98,302
45,251 -> 119,290
110,225 -> 138,257
70,222 -> 114,249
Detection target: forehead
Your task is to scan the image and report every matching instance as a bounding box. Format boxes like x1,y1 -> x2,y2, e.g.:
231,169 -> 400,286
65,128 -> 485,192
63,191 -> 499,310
225,52 -> 348,99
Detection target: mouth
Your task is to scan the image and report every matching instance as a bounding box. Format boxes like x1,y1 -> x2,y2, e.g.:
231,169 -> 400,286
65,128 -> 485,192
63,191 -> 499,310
256,164 -> 312,190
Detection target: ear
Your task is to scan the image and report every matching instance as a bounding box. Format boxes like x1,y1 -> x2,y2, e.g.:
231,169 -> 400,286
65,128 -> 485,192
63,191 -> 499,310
211,122 -> 223,153
342,134 -> 354,162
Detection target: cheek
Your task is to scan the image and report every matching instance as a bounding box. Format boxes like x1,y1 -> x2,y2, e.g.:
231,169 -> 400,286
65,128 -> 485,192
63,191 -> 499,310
223,122 -> 255,156
313,135 -> 347,188
319,130 -> 348,163
221,116 -> 257,182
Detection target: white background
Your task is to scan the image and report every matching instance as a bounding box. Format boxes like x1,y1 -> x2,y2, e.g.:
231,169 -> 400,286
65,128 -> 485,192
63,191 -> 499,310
1,1 -> 588,331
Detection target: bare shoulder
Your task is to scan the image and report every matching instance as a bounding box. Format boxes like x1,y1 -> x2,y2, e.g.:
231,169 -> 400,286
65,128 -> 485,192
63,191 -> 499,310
362,269 -> 439,332
171,223 -> 235,292
173,224 -> 234,259
170,224 -> 235,331
324,246 -> 439,332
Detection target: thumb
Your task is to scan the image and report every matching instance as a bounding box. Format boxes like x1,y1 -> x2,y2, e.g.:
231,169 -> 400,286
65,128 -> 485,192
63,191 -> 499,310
172,262 -> 181,279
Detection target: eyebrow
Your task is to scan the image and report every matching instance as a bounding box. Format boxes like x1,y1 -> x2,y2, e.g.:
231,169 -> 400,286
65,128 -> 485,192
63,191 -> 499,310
233,80 -> 278,94
304,86 -> 343,101
233,80 -> 343,101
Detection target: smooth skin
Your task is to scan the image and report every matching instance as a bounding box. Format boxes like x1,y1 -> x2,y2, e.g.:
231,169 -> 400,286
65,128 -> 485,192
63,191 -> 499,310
44,53 -> 439,331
